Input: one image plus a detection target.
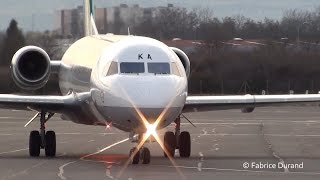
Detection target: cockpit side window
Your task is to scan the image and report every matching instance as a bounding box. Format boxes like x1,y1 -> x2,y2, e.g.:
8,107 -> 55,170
148,63 -> 170,74
106,61 -> 118,76
171,62 -> 181,76
120,62 -> 145,74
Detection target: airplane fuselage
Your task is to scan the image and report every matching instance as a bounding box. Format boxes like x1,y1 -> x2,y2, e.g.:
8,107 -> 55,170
58,35 -> 188,133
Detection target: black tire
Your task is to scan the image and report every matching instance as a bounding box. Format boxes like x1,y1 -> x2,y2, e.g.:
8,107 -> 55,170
164,131 -> 176,158
179,131 -> 191,158
45,131 -> 56,157
29,131 -> 41,157
141,148 -> 151,164
130,147 -> 140,164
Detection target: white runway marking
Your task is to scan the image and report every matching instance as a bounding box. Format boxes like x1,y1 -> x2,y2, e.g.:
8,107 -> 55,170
57,138 -> 129,180
105,165 -> 114,179
4,153 -> 67,180
57,133 -> 120,135
197,162 -> 202,172
274,153 -> 290,173
2,132 -> 320,138
58,161 -> 77,180
193,133 -> 320,137
81,138 -> 129,160
58,153 -> 67,157
198,152 -> 204,172
0,144 -> 66,156
199,152 -> 204,160
2,161 -> 47,180
260,123 -> 289,173
211,128 -> 216,133
0,117 -> 33,120
198,128 -> 208,137
0,132 -> 121,136
0,148 -> 28,155
209,144 -> 220,151
181,120 -> 320,125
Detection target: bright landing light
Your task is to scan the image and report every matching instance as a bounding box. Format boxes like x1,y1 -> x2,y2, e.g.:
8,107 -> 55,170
146,123 -> 157,137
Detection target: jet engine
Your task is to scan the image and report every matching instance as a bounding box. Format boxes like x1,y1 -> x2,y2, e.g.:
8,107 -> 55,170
11,46 -> 51,90
171,47 -> 190,78
241,107 -> 255,113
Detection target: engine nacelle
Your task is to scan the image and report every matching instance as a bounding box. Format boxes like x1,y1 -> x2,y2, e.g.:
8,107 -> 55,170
241,107 -> 255,113
11,46 -> 51,90
171,47 -> 190,78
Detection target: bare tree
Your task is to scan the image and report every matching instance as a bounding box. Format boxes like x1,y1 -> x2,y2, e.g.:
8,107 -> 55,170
26,31 -> 58,58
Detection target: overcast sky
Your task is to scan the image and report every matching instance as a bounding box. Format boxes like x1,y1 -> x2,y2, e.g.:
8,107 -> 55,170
0,0 -> 319,32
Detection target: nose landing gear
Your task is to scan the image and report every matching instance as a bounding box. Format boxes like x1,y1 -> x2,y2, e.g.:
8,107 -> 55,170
129,116 -> 191,164
129,134 -> 151,164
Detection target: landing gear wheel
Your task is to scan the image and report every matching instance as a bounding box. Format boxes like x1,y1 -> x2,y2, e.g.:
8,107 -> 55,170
29,131 -> 41,157
164,131 -> 176,158
179,131 -> 191,157
130,147 -> 140,164
45,131 -> 56,157
141,147 -> 151,164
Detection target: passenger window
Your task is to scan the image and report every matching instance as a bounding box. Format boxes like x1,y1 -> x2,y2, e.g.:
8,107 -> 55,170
148,63 -> 170,74
106,61 -> 118,76
120,62 -> 145,74
171,62 -> 181,76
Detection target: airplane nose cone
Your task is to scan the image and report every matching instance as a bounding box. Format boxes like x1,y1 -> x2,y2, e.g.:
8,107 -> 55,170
96,76 -> 187,131
129,84 -> 172,107
119,78 -> 178,108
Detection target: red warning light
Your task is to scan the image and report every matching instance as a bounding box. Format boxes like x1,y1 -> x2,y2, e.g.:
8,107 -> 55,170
105,122 -> 112,130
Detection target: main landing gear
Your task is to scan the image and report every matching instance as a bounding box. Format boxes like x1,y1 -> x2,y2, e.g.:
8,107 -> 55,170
164,117 -> 191,158
29,110 -> 56,157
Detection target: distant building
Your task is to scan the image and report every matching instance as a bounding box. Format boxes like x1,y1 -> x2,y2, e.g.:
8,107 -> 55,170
55,6 -> 84,38
55,4 -> 177,38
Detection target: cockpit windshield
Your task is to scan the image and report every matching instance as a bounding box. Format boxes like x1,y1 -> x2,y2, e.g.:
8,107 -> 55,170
148,63 -> 170,74
106,61 -> 118,76
120,62 -> 145,74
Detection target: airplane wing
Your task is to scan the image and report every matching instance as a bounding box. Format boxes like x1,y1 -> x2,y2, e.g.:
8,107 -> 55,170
0,92 -> 91,112
183,94 -> 320,112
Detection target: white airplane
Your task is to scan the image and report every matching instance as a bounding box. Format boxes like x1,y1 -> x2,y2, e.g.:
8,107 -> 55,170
4,0 -> 320,164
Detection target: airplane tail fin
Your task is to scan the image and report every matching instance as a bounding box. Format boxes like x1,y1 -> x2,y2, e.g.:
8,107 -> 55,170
84,0 -> 98,36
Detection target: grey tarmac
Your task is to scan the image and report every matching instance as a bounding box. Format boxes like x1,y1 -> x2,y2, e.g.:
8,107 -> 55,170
0,106 -> 320,180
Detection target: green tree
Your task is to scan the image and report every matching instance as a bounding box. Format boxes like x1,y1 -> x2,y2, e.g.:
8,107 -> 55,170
1,19 -> 25,65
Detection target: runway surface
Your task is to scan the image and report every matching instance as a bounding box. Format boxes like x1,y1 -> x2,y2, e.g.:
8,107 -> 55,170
1,106 -> 320,180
